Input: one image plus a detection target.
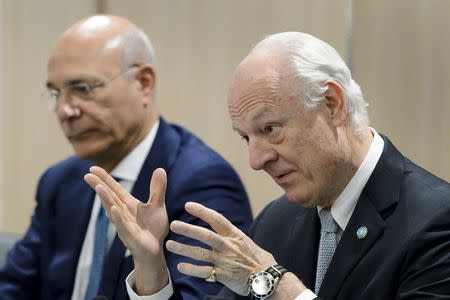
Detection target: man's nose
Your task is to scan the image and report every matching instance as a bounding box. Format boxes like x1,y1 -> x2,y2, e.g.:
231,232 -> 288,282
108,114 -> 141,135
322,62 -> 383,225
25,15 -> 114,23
55,98 -> 81,120
248,138 -> 277,170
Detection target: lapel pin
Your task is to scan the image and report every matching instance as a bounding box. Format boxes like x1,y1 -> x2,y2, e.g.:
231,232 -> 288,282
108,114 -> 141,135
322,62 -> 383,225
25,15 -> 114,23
356,226 -> 368,239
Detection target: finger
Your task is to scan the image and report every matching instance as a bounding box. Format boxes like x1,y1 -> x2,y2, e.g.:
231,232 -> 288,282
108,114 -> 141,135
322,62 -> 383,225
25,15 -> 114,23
184,202 -> 237,236
96,185 -> 138,221
95,184 -> 116,217
84,173 -> 101,190
148,168 -> 167,207
85,173 -> 127,213
109,205 -> 139,248
176,263 -> 216,280
165,240 -> 218,264
89,166 -> 131,203
88,167 -> 135,214
169,220 -> 226,251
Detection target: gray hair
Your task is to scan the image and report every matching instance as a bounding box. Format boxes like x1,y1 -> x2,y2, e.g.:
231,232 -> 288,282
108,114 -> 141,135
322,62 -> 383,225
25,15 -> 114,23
119,27 -> 155,69
255,32 -> 369,135
106,27 -> 158,99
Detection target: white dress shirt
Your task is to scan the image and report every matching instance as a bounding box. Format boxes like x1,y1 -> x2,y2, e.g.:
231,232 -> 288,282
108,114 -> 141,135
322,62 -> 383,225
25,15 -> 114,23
295,128 -> 384,300
70,120 -> 159,300
126,270 -> 174,300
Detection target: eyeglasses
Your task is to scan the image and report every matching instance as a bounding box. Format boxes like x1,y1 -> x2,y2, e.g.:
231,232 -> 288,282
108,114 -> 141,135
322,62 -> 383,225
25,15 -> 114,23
42,65 -> 138,111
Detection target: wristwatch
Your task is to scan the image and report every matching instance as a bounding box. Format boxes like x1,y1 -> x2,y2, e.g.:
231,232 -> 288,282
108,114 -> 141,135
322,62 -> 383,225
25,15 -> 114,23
248,265 -> 287,299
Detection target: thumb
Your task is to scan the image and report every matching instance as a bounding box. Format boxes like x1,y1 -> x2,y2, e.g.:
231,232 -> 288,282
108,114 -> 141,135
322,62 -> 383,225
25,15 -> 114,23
148,168 -> 167,207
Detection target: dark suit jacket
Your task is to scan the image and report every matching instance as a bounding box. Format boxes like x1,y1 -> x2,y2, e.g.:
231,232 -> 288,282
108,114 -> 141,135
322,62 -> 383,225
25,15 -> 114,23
0,118 -> 253,300
208,136 -> 450,299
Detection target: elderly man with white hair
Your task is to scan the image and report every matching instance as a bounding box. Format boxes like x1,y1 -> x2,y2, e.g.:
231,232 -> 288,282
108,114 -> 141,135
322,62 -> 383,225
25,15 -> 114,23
87,32 -> 450,299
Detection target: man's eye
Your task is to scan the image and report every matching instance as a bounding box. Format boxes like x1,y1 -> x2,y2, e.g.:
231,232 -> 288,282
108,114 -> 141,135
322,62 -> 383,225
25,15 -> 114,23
70,84 -> 92,96
241,135 -> 249,144
265,125 -> 274,133
48,90 -> 60,101
264,124 -> 279,134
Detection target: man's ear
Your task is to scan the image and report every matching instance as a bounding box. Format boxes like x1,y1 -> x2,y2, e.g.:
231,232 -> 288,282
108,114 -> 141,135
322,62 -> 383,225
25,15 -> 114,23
135,65 -> 156,103
324,80 -> 347,127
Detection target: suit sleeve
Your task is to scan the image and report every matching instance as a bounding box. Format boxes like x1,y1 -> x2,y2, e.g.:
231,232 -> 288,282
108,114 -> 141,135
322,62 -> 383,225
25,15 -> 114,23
164,158 -> 254,300
0,173 -> 49,299
397,204 -> 450,299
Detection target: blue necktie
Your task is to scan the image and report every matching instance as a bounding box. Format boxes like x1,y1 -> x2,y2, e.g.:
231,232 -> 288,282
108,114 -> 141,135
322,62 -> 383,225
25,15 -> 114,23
85,205 -> 109,300
315,208 -> 338,294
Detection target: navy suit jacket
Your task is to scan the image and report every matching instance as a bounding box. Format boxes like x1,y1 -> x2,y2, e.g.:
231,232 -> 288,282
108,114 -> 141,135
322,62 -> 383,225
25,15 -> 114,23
0,118 -> 253,300
208,136 -> 450,299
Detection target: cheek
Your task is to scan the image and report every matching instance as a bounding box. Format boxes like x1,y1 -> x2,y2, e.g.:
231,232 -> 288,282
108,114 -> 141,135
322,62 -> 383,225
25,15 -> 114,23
309,143 -> 346,201
287,132 -> 317,170
292,132 -> 339,180
281,114 -> 339,173
114,110 -> 144,137
78,105 -> 120,139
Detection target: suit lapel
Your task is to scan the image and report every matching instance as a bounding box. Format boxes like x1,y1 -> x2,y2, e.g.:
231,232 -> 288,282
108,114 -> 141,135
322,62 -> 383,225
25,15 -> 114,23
56,160 -> 94,254
318,193 -> 386,299
289,208 -> 321,289
318,135 -> 404,299
62,174 -> 96,261
133,118 -> 180,203
99,118 -> 181,298
57,164 -> 95,295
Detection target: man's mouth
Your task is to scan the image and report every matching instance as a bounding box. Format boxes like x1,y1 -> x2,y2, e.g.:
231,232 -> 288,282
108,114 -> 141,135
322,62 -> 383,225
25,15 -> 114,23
273,171 -> 294,183
67,129 -> 98,141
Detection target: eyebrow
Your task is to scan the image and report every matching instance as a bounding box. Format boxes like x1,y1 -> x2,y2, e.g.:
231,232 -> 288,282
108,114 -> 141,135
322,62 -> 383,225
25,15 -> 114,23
46,77 -> 95,90
252,110 -> 271,123
232,110 -> 273,134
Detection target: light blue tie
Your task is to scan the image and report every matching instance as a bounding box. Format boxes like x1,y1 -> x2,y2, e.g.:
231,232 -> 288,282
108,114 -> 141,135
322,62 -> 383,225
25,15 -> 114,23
85,205 -> 109,300
315,208 -> 338,294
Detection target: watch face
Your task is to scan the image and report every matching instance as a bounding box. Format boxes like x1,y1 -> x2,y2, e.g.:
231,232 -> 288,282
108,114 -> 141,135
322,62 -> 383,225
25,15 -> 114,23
251,272 -> 274,296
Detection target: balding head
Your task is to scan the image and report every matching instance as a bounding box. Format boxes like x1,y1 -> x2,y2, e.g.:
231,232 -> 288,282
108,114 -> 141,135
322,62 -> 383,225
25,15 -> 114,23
51,15 -> 155,71
62,14 -> 134,41
230,32 -> 369,136
46,15 -> 159,171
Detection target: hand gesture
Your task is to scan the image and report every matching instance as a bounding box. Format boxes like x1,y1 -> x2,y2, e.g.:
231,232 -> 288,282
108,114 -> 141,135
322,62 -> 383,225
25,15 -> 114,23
166,202 -> 277,296
84,166 -> 169,294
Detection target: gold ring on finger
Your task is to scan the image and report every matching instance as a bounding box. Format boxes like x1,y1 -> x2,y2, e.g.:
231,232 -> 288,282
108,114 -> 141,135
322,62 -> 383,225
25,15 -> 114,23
205,266 -> 217,283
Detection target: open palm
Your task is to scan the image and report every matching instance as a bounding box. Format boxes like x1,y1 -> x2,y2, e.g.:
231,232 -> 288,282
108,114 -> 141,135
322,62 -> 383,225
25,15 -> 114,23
84,166 -> 169,267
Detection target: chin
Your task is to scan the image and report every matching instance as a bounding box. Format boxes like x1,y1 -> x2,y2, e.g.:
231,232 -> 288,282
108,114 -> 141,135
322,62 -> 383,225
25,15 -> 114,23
72,147 -> 104,162
285,190 -> 317,208
71,140 -> 108,158
73,151 -> 96,162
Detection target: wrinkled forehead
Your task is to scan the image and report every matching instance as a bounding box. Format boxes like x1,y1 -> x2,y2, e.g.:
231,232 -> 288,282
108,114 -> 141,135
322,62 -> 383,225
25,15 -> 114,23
228,69 -> 280,118
227,47 -> 296,121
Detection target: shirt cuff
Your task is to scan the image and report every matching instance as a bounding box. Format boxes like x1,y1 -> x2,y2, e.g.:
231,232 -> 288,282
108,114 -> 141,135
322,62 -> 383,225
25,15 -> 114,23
294,289 -> 317,300
126,269 -> 174,300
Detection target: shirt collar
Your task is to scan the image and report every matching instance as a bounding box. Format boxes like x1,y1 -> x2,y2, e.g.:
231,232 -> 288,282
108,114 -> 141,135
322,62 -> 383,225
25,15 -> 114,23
319,128 -> 384,231
110,119 -> 160,183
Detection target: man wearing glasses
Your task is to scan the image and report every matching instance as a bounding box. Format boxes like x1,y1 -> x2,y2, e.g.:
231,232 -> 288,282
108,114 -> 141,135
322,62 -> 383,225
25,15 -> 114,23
0,15 -> 253,300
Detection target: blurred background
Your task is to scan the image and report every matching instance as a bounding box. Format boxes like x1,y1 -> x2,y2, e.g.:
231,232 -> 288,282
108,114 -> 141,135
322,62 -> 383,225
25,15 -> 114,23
0,0 -> 449,234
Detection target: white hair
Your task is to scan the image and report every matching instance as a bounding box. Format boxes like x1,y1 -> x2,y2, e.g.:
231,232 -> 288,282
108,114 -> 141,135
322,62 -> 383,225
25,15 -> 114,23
255,32 -> 369,135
